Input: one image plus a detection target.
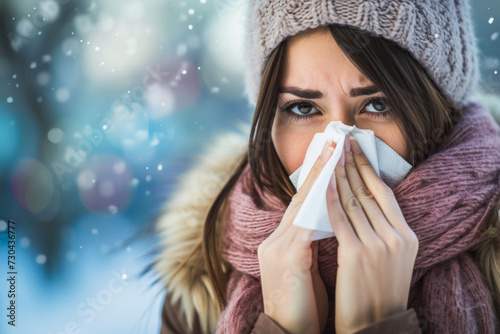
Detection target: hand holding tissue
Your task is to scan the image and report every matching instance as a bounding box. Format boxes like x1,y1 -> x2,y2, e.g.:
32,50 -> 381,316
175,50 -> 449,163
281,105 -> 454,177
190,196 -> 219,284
288,121 -> 412,241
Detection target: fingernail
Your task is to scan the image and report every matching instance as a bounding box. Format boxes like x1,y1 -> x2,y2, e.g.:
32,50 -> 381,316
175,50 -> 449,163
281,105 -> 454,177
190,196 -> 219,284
329,171 -> 336,190
351,137 -> 362,155
344,133 -> 351,153
320,139 -> 333,165
340,147 -> 345,167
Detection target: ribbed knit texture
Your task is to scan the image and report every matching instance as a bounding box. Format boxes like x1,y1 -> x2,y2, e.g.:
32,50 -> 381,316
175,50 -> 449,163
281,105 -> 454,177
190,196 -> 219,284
244,0 -> 480,107
215,101 -> 500,333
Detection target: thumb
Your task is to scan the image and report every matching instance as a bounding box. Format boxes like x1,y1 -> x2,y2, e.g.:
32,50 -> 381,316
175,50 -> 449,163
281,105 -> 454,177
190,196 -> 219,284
295,139 -> 335,202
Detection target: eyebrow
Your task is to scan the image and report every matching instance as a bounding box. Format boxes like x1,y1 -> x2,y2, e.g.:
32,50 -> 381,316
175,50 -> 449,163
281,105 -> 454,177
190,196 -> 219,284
279,85 -> 381,98
350,85 -> 381,97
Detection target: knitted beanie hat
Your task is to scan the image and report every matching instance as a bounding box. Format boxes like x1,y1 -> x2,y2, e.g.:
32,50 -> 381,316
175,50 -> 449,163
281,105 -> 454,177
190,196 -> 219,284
243,0 -> 480,108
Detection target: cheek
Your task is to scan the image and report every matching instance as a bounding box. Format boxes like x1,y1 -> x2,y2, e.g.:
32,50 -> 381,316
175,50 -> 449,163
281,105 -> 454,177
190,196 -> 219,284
272,119 -> 312,175
394,136 -> 407,161
372,124 -> 408,161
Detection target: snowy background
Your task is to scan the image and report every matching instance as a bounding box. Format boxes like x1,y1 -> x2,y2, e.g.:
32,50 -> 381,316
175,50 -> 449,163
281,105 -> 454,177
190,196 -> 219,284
0,0 -> 498,333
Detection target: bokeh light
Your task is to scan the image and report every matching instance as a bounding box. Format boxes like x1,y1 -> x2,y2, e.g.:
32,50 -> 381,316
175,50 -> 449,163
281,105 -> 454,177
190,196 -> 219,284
10,158 -> 57,215
200,1 -> 245,99
105,101 -> 150,149
144,55 -> 202,118
77,154 -> 134,214
82,12 -> 159,85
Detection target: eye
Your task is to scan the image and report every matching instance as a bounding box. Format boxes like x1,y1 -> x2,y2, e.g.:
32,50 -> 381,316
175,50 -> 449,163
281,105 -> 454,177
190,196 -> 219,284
288,101 -> 319,116
364,98 -> 389,113
361,97 -> 390,119
279,100 -> 320,122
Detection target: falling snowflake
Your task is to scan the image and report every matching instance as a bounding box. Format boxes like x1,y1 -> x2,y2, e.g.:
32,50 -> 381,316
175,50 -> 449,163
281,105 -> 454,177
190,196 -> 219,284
36,254 -> 47,265
108,205 -> 118,214
56,88 -> 70,102
66,251 -> 76,262
20,237 -> 30,248
47,128 -> 64,144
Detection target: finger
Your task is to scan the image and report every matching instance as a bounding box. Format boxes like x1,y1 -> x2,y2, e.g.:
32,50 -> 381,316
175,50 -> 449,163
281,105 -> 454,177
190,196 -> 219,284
284,242 -> 320,331
290,225 -> 316,268
295,139 -> 335,201
280,224 -> 315,252
343,136 -> 396,239
350,137 -> 410,233
326,170 -> 360,247
265,199 -> 303,243
334,134 -> 379,245
270,139 -> 335,241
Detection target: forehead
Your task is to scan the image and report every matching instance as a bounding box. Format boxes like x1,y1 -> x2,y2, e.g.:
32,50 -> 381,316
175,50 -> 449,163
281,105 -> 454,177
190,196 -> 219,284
282,28 -> 370,89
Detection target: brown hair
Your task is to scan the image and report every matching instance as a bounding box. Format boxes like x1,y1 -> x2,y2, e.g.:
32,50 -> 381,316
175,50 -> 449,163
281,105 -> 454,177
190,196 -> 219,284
199,23 -> 500,317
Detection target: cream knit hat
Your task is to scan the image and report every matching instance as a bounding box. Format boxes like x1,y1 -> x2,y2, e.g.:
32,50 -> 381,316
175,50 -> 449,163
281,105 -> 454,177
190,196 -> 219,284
243,0 -> 480,107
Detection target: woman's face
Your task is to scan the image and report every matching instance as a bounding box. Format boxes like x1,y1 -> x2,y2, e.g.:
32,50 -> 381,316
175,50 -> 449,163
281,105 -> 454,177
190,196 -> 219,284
271,28 -> 408,176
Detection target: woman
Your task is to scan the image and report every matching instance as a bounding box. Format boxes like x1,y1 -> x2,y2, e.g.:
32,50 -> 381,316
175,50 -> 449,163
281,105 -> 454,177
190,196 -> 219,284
154,1 -> 500,333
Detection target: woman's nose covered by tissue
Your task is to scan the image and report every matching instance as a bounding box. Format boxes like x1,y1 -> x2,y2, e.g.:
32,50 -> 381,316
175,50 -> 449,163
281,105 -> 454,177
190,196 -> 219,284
287,121 -> 413,241
288,121 -> 412,191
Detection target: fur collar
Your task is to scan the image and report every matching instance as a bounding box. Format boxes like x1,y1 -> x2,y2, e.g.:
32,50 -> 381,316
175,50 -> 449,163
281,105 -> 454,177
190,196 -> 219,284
153,92 -> 500,333
153,122 -> 250,333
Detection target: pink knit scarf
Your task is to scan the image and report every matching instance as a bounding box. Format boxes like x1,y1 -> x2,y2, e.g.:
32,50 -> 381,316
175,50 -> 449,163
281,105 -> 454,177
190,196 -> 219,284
215,101 -> 500,333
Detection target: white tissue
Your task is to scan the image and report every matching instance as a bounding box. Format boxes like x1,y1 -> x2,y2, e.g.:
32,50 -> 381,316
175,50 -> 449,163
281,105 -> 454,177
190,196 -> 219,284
289,121 -> 412,241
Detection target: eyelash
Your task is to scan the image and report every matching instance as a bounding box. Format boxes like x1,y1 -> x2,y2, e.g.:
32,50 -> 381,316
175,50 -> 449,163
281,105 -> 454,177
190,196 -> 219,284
278,97 -> 390,122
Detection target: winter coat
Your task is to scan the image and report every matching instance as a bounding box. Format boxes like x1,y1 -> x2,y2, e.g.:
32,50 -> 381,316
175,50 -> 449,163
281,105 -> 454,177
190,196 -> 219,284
154,92 -> 500,333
